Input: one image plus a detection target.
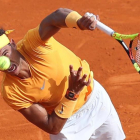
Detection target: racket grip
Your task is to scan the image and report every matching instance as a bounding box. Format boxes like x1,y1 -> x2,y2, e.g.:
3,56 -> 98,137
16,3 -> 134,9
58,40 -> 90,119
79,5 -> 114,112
96,21 -> 115,36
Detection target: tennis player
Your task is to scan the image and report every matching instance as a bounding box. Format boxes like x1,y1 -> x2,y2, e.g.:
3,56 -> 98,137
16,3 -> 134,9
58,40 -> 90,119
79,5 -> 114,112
0,8 -> 125,140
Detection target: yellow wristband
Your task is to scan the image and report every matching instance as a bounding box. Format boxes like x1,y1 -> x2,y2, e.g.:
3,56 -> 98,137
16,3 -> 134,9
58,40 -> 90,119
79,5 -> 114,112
55,97 -> 77,118
65,11 -> 82,29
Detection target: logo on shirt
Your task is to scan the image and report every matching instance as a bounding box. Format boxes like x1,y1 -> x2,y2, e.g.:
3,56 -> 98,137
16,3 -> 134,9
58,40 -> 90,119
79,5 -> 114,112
40,80 -> 45,90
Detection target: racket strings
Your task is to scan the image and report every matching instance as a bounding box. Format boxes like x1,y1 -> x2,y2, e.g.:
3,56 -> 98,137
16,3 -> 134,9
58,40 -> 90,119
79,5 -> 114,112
133,35 -> 140,65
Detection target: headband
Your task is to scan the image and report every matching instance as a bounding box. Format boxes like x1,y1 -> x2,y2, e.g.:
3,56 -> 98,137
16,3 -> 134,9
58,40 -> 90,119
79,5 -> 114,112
0,30 -> 14,49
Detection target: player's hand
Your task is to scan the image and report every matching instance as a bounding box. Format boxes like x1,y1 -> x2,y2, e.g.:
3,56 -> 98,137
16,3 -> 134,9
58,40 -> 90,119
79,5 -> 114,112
77,12 -> 100,30
68,65 -> 91,94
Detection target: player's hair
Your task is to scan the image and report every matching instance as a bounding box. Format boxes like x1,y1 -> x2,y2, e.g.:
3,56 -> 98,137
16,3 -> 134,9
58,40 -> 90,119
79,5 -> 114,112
0,28 -> 5,36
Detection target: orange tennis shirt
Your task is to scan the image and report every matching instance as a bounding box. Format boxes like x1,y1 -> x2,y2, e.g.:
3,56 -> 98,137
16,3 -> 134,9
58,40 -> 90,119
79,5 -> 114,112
1,26 -> 93,115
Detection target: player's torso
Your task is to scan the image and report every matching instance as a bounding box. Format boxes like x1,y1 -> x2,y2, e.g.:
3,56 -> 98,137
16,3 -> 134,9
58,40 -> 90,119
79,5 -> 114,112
3,37 -> 85,113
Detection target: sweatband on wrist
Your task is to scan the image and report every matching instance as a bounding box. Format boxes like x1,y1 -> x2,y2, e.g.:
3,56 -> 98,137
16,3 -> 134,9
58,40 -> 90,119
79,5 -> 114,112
54,97 -> 77,118
65,11 -> 82,29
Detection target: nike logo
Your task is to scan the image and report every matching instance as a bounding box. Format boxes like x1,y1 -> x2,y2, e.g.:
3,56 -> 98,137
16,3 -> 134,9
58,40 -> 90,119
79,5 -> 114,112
58,104 -> 64,114
40,80 -> 45,90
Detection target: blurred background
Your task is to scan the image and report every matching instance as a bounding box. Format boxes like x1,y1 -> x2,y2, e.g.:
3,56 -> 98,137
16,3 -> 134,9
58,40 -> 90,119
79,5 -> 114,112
0,0 -> 140,139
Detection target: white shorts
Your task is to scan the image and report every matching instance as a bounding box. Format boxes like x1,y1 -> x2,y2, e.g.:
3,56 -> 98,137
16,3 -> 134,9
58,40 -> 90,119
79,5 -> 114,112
50,80 -> 126,140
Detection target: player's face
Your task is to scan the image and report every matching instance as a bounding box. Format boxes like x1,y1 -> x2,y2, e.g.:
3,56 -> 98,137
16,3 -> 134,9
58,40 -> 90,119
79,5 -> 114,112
0,40 -> 21,76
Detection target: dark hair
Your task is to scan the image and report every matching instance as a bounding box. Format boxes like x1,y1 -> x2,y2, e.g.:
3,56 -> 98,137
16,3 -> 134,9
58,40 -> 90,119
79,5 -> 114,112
0,28 -> 5,36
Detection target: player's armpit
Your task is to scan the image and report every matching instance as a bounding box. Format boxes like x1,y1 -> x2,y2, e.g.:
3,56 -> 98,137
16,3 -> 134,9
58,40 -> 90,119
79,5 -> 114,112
18,103 -> 67,134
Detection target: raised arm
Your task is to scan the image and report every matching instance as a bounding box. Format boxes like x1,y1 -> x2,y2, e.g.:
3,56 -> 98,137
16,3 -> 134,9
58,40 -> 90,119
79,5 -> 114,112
39,8 -> 98,41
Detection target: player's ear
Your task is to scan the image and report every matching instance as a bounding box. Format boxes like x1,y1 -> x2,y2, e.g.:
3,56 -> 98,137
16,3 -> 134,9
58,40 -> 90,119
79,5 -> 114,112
10,39 -> 17,49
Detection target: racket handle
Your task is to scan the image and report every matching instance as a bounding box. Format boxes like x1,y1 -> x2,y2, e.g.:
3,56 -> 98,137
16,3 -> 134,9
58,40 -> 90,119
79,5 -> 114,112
96,20 -> 115,36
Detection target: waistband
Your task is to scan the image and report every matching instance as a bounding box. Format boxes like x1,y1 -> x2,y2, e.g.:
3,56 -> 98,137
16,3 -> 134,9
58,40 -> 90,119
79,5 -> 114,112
69,80 -> 98,119
63,79 -> 111,129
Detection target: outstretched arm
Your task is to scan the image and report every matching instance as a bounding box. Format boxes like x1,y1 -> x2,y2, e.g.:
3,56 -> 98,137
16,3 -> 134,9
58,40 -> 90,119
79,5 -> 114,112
39,8 -> 98,41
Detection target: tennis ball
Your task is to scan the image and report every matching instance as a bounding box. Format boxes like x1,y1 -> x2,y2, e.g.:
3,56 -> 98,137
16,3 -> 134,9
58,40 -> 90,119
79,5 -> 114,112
0,56 -> 10,70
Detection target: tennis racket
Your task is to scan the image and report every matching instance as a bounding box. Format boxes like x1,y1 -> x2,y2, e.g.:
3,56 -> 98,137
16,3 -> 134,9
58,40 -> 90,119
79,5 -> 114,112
96,19 -> 140,73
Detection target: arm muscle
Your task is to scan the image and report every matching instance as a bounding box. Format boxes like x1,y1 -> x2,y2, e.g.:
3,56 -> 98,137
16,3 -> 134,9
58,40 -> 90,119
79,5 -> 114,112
39,8 -> 73,41
19,104 -> 67,134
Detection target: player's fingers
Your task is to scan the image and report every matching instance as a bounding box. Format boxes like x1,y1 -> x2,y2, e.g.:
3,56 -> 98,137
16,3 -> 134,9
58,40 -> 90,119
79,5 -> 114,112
80,74 -> 91,87
81,12 -> 91,22
85,77 -> 91,86
84,13 -> 94,24
79,16 -> 91,29
69,65 -> 75,78
96,15 -> 100,21
85,13 -> 96,28
79,74 -> 87,85
89,20 -> 97,30
85,13 -> 97,30
76,67 -> 83,80
79,13 -> 95,29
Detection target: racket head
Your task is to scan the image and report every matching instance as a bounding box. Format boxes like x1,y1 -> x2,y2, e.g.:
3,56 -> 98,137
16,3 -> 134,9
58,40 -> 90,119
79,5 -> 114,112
129,33 -> 140,72
129,33 -> 140,62
113,32 -> 140,73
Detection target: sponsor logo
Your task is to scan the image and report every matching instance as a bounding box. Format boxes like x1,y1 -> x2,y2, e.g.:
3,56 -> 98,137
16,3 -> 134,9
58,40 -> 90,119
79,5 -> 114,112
58,105 -> 64,114
40,80 -> 45,90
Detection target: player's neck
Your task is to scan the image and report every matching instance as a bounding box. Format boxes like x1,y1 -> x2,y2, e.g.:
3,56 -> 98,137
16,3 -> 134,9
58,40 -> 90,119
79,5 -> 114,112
17,58 -> 31,79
